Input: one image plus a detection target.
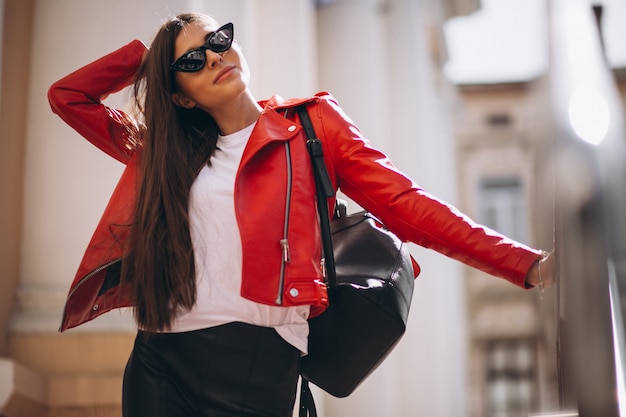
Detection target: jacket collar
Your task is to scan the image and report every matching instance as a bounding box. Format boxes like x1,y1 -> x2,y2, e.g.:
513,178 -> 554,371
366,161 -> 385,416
258,93 -> 323,111
238,95 -> 317,168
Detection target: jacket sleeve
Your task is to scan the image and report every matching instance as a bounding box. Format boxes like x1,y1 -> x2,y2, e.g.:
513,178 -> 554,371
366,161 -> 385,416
48,40 -> 147,164
312,94 -> 542,288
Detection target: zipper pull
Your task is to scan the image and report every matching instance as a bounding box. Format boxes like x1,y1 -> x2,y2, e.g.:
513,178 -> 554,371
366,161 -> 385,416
280,239 -> 291,263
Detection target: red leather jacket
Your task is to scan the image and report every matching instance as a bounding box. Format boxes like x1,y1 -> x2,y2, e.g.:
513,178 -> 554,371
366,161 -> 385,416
48,40 -> 542,332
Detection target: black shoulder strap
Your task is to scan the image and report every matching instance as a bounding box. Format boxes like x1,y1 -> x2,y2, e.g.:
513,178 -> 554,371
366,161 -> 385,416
296,106 -> 334,198
296,104 -> 332,417
296,105 -> 337,290
298,378 -> 318,417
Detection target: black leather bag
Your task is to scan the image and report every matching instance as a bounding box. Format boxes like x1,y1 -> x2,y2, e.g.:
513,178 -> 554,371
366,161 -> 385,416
296,106 -> 416,400
301,203 -> 416,398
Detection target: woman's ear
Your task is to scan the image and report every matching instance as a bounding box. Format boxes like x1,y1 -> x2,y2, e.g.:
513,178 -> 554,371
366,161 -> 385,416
172,92 -> 196,109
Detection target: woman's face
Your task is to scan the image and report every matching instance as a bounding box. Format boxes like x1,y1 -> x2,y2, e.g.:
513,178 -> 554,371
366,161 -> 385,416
171,22 -> 251,115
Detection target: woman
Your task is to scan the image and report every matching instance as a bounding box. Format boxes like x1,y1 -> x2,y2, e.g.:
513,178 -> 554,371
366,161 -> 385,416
48,13 -> 554,417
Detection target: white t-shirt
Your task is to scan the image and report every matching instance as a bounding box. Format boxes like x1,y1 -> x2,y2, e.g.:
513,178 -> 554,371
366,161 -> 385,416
167,122 -> 310,354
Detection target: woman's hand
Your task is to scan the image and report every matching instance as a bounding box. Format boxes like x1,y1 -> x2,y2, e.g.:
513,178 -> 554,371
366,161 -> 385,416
525,250 -> 556,291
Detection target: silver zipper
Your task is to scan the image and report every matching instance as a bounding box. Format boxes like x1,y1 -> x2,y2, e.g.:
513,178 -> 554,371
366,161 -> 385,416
66,258 -> 122,299
276,140 -> 293,304
60,258 -> 122,330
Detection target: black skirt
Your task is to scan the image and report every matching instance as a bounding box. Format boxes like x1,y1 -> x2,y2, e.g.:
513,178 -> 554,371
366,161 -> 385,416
122,322 -> 301,417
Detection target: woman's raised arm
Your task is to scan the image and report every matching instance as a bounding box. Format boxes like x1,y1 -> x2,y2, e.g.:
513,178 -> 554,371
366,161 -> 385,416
48,40 -> 147,163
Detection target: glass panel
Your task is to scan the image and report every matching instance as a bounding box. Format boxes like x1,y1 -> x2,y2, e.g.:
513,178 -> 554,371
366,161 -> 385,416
478,176 -> 529,244
484,340 -> 537,417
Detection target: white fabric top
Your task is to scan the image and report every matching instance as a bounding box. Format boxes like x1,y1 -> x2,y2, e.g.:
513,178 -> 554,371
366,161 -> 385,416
166,122 -> 310,354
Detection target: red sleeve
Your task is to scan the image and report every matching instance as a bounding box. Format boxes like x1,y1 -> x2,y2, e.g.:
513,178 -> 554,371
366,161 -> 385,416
312,94 -> 542,288
48,40 -> 147,164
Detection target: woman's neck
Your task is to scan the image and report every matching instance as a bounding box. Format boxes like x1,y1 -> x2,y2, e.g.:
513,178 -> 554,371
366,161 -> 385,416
211,90 -> 262,136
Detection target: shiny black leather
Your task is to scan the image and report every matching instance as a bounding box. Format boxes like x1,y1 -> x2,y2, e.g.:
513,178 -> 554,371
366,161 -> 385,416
300,209 -> 415,398
122,322 -> 300,417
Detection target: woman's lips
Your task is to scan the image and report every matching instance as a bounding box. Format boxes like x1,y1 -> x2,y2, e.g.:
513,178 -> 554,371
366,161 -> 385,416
214,65 -> 235,84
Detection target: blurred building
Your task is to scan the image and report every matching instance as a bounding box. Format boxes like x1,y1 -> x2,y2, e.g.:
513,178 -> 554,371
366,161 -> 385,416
453,78 -> 559,416
617,68 -> 626,101
450,1 -> 626,414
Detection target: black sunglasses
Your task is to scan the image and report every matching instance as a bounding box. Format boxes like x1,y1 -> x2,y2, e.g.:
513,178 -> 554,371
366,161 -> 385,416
170,22 -> 234,73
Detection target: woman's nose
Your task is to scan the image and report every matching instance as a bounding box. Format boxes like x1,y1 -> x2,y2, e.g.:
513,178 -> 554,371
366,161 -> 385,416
205,50 -> 223,68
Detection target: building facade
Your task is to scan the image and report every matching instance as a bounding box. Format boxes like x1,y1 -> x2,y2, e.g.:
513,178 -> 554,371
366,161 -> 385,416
453,79 -> 559,417
451,4 -> 626,412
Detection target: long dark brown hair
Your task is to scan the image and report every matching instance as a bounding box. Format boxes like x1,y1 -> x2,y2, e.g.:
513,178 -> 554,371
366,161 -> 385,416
121,13 -> 220,331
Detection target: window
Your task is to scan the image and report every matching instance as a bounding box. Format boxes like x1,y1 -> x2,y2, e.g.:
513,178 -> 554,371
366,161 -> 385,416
485,339 -> 537,417
478,176 -> 529,245
486,113 -> 512,127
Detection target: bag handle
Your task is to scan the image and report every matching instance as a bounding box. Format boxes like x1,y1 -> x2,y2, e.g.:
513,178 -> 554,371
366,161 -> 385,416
296,105 -> 337,290
298,379 -> 318,417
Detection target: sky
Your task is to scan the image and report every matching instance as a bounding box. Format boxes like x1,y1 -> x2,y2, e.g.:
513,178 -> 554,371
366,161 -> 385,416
443,0 -> 626,85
